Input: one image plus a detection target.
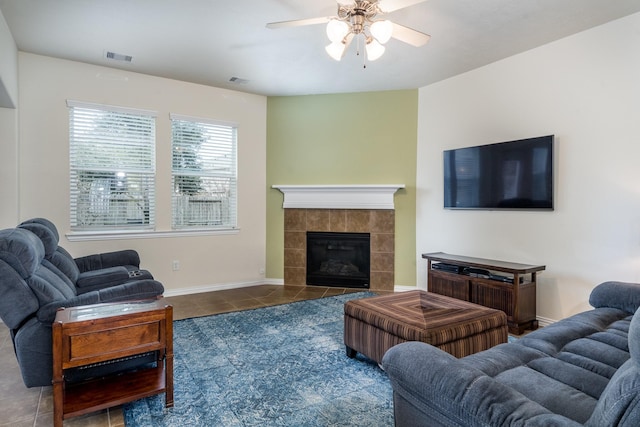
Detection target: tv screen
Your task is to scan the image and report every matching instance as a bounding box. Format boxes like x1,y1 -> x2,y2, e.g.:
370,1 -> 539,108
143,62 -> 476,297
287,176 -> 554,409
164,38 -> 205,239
444,135 -> 554,210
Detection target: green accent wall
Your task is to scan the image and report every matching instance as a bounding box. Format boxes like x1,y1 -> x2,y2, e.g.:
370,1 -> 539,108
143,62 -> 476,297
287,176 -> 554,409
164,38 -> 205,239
266,90 -> 418,287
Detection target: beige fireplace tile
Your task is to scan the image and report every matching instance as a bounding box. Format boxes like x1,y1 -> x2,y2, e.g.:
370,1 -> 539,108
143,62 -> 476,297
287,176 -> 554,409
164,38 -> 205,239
284,248 -> 306,268
370,271 -> 394,291
282,207 -> 396,291
371,233 -> 394,253
371,210 -> 395,233
284,267 -> 306,285
346,210 -> 371,232
371,252 -> 394,272
307,209 -> 330,231
329,210 -> 347,232
284,231 -> 306,250
285,209 -> 306,231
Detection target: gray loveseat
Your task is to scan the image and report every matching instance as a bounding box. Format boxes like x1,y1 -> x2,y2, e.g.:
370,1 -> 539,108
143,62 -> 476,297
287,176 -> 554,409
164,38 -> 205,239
382,281 -> 640,426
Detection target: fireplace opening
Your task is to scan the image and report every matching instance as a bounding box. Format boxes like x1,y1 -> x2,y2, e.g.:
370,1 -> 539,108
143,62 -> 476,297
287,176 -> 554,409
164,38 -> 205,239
306,232 -> 370,288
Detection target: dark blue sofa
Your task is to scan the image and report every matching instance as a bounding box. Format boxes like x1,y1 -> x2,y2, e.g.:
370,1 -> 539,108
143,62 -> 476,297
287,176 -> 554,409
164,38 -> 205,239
382,281 -> 640,426
0,223 -> 164,387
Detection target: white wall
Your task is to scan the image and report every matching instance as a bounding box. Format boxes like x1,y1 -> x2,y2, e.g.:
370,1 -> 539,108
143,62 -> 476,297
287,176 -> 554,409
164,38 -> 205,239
0,8 -> 17,108
18,53 -> 267,294
0,9 -> 18,228
417,13 -> 640,322
0,106 -> 18,229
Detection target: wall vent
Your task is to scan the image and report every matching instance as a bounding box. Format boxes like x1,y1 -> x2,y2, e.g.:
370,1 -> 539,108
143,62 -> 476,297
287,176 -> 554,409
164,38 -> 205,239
229,76 -> 249,84
105,51 -> 133,62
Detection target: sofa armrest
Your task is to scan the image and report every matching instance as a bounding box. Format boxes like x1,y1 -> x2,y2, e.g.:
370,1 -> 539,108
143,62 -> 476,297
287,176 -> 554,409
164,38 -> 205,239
382,342 -> 583,427
95,279 -> 164,303
37,279 -> 164,322
74,249 -> 141,273
75,266 -> 131,293
589,281 -> 640,314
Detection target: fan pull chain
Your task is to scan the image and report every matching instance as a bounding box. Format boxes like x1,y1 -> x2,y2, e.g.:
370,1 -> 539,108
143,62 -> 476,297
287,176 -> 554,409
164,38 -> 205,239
356,34 -> 367,69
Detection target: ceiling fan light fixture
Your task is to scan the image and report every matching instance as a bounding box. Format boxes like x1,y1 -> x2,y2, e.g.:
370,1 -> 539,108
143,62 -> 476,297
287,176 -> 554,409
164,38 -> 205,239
370,20 -> 393,44
326,19 -> 350,43
325,41 -> 347,61
267,0 -> 431,66
365,39 -> 385,61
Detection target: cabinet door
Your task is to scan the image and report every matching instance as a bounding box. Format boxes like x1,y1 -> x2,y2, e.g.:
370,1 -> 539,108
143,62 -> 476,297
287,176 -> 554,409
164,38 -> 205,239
471,280 -> 514,318
429,271 -> 471,301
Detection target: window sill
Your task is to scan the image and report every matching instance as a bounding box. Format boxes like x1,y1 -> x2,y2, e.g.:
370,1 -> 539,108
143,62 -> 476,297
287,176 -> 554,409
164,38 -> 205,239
66,228 -> 240,242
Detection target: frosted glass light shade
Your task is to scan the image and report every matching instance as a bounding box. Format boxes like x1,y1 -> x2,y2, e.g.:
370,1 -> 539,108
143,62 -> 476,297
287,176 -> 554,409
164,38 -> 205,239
325,41 -> 346,61
370,20 -> 393,44
365,39 -> 385,61
326,19 -> 350,43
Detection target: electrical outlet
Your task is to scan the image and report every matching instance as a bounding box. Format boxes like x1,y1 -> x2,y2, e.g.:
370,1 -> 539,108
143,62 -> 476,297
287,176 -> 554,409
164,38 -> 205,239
172,260 -> 180,271
259,267 -> 265,275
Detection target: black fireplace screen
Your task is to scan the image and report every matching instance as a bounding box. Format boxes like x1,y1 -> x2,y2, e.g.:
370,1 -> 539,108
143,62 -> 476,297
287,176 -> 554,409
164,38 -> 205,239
306,231 -> 370,288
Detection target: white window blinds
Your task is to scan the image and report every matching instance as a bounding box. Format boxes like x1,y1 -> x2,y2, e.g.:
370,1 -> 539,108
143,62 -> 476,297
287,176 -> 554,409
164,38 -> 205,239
171,115 -> 237,229
68,101 -> 156,230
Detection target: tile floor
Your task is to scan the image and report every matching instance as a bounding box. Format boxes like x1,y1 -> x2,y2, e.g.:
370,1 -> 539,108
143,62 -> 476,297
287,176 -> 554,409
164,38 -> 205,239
0,284 -> 367,426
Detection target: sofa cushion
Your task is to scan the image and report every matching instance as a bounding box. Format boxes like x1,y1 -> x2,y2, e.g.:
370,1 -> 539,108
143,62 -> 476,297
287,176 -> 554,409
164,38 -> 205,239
76,266 -> 131,290
0,261 -> 39,330
590,281 -> 640,314
18,222 -> 58,259
526,357 -> 610,399
461,307 -> 633,424
0,228 -> 44,279
19,217 -> 60,241
495,365 -> 598,423
461,342 -> 547,377
19,219 -> 84,283
27,266 -> 77,305
586,307 -> 640,426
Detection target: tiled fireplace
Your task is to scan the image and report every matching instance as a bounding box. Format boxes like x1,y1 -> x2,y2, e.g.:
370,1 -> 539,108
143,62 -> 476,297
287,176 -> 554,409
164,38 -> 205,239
274,185 -> 404,293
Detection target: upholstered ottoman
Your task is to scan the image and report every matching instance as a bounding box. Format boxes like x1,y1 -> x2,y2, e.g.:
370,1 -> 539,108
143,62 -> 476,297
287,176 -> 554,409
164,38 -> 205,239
344,290 -> 508,364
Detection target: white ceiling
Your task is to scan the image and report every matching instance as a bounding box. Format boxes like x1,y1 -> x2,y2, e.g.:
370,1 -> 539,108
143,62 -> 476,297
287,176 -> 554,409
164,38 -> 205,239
2,0 -> 640,97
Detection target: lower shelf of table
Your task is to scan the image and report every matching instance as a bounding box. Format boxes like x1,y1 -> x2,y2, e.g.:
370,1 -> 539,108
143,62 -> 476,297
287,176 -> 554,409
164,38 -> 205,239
61,365 -> 170,419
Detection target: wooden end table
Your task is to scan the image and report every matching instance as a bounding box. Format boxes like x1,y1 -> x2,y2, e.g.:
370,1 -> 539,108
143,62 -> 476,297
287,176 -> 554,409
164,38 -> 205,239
52,299 -> 173,427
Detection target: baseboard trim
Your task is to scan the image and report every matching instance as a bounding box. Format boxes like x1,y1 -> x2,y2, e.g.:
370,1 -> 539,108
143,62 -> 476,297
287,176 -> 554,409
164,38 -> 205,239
536,315 -> 556,328
394,285 -> 423,292
163,278 -> 284,297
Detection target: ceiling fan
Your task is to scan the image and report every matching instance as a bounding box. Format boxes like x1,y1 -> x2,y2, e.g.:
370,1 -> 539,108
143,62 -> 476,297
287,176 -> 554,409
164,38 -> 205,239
266,0 -> 430,63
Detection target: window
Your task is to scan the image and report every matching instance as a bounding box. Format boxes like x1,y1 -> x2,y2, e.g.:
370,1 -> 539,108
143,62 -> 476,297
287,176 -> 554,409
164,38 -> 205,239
171,114 -> 237,229
68,101 -> 156,231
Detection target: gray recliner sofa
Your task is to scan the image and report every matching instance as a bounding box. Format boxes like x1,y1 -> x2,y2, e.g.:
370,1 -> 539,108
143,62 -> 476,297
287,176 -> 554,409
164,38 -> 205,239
0,225 -> 164,387
382,281 -> 640,426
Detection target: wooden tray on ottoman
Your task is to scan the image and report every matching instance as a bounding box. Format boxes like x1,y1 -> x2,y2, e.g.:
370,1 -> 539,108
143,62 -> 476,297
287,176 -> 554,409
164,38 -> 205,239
344,290 -> 508,364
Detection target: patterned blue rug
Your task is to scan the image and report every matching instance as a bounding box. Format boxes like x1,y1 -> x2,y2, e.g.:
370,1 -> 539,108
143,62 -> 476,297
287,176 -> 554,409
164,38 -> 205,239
123,292 -> 393,426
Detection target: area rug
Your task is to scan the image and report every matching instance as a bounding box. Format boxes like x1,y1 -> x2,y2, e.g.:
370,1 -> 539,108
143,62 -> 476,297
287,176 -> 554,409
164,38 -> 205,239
123,292 -> 394,426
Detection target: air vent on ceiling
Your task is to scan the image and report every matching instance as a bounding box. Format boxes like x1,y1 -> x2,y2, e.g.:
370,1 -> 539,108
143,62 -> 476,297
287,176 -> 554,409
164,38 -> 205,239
229,76 -> 249,84
105,51 -> 133,62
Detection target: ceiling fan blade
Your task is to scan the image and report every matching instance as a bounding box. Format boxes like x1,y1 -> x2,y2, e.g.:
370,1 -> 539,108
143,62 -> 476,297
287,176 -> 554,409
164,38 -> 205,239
266,16 -> 332,29
378,0 -> 428,13
390,22 -> 431,47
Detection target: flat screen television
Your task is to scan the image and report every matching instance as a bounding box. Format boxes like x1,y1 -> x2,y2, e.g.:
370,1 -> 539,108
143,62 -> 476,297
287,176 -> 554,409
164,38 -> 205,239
444,135 -> 554,210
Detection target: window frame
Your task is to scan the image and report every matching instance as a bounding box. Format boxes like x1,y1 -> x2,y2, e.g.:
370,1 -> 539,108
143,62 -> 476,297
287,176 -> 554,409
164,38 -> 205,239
65,103 -> 242,241
67,100 -> 157,233
170,113 -> 239,231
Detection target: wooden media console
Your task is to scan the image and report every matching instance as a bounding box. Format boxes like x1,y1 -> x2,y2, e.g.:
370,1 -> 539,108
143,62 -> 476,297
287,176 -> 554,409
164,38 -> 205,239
422,252 -> 545,334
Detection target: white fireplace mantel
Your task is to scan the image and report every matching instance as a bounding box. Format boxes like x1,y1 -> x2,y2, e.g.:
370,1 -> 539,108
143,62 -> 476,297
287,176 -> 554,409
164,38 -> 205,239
272,184 -> 405,210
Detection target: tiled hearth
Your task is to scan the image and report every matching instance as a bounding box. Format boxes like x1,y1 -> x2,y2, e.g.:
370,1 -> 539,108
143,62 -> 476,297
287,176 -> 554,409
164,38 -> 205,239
283,209 -> 395,292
